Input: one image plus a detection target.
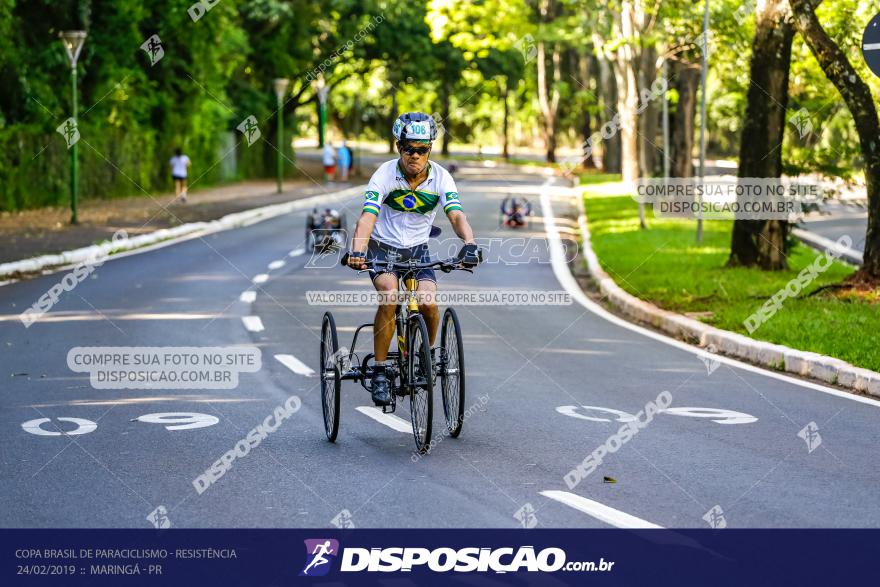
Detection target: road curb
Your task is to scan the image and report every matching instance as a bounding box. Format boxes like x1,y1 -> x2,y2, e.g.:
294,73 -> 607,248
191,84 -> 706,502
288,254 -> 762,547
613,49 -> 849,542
573,187 -> 880,398
0,185 -> 365,280
792,227 -> 863,266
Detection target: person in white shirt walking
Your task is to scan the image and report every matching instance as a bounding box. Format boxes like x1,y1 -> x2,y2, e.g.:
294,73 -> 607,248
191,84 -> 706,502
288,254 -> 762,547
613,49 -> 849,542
322,142 -> 337,184
170,148 -> 191,203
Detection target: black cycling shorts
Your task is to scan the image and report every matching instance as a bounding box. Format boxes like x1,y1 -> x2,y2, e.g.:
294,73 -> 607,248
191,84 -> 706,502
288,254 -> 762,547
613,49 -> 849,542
367,239 -> 436,283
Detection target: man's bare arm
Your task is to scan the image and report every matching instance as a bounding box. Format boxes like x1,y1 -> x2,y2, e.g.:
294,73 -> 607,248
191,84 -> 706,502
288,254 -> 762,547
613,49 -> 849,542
447,209 -> 475,245
347,212 -> 378,268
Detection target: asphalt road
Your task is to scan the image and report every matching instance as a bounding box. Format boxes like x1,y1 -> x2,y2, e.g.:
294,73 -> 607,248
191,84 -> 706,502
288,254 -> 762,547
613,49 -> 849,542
800,201 -> 868,254
2,163 -> 880,529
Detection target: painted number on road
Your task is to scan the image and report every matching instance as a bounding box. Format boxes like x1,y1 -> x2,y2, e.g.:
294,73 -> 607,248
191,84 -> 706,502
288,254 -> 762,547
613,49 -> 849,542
556,405 -> 637,423
556,405 -> 757,425
21,418 -> 97,436
135,412 -> 219,430
21,412 -> 219,436
662,407 -> 757,425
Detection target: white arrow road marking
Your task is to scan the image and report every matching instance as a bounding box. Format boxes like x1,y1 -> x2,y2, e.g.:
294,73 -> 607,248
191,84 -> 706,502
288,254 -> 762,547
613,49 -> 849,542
274,354 -> 315,377
242,316 -> 264,332
239,290 -> 256,303
289,248 -> 306,257
268,260 -> 286,270
252,273 -> 269,284
355,406 -> 412,433
864,43 -> 880,50
540,490 -> 663,529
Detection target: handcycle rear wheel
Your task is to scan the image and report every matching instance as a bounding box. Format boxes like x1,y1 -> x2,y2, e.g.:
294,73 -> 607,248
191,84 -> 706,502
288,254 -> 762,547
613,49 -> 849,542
440,307 -> 465,438
320,312 -> 341,442
407,314 -> 433,454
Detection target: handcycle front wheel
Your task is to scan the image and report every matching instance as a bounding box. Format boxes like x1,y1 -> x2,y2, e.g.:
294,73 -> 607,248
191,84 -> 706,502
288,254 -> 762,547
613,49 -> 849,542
407,314 -> 433,454
440,307 -> 465,438
320,311 -> 341,442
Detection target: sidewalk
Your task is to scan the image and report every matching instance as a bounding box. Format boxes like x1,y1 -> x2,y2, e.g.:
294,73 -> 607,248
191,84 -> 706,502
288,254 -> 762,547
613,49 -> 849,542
0,161 -> 366,265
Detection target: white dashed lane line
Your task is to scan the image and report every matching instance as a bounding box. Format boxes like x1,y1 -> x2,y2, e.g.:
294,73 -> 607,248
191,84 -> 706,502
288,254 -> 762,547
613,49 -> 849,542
242,316 -> 265,332
289,248 -> 306,257
274,354 -> 316,377
239,291 -> 257,303
355,406 -> 412,434
268,260 -> 286,270
539,490 -> 663,529
252,273 -> 269,284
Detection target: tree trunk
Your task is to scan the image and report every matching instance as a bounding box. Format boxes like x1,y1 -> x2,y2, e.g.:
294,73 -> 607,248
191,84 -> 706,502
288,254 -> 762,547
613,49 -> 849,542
671,61 -> 699,178
536,0 -> 561,163
728,0 -> 795,270
790,0 -> 880,282
613,67 -> 640,183
595,53 -> 621,173
502,83 -> 510,161
579,51 -> 596,168
537,38 -> 560,163
616,65 -> 641,185
638,45 -> 658,178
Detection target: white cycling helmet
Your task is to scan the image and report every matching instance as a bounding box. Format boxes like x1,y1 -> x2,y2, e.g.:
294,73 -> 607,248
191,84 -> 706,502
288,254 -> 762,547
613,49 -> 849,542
392,112 -> 438,142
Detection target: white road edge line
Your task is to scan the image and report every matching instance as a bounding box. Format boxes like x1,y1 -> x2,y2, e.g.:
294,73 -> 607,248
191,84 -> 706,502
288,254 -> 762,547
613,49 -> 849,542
355,406 -> 412,434
252,273 -> 269,284
539,178 -> 880,408
274,354 -> 316,377
241,316 -> 265,332
864,43 -> 880,50
540,490 -> 663,529
239,290 -> 257,303
268,260 -> 286,270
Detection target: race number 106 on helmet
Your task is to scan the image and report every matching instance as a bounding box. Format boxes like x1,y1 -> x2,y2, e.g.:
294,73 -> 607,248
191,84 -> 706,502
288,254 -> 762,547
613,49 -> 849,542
392,112 -> 438,142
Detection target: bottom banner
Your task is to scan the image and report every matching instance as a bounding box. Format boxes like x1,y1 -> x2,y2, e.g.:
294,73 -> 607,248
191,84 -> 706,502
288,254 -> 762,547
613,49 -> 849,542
2,529 -> 875,585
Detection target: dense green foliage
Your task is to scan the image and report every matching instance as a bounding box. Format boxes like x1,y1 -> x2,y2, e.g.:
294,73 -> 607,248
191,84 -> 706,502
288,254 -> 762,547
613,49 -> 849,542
1,0 -> 878,211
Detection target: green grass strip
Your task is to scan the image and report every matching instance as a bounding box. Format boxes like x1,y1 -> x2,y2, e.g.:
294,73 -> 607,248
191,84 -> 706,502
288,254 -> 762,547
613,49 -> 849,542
581,180 -> 879,372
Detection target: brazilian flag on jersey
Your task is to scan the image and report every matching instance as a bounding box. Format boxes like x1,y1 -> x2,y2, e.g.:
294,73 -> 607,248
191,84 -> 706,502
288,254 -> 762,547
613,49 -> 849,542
383,189 -> 440,215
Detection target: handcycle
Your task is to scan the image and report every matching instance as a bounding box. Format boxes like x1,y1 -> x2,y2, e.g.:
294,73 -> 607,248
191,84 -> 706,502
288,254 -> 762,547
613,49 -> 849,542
306,208 -> 347,251
319,252 -> 476,454
499,196 -> 532,228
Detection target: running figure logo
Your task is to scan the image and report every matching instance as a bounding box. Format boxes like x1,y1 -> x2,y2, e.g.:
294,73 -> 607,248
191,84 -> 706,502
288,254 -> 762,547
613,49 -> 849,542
236,115 -> 261,146
139,34 -> 164,66
299,539 -> 339,577
56,118 -> 80,149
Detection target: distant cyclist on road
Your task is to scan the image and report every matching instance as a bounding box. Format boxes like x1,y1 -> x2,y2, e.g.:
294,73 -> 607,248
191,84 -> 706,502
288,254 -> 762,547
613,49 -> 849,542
346,112 -> 480,407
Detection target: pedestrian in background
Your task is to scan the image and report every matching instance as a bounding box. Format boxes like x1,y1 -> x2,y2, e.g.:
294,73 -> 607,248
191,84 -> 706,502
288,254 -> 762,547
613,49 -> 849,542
337,140 -> 352,181
322,142 -> 337,184
170,148 -> 191,203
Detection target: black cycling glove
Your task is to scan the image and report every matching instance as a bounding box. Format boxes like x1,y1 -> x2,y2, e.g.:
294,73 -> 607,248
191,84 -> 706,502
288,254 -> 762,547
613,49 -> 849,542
457,243 -> 480,268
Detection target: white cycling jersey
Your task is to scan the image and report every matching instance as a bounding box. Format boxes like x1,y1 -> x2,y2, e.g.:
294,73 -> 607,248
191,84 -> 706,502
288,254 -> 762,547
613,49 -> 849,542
362,159 -> 462,249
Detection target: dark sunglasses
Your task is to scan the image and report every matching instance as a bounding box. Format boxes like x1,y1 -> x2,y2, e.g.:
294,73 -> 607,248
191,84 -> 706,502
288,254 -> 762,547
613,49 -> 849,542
400,144 -> 430,156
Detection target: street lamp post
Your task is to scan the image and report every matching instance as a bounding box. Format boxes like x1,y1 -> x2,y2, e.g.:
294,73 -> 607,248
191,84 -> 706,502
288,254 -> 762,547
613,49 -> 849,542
317,76 -> 329,149
316,76 -> 330,184
273,78 -> 289,194
696,0 -> 709,244
59,31 -> 86,225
